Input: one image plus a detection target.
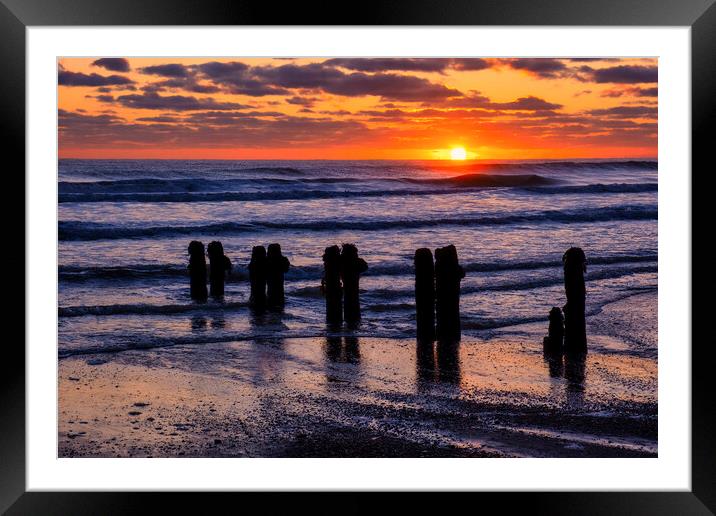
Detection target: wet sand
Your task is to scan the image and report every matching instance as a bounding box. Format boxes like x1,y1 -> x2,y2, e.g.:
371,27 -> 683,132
58,292 -> 657,458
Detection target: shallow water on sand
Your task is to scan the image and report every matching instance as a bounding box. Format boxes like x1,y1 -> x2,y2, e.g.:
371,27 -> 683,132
58,293 -> 657,458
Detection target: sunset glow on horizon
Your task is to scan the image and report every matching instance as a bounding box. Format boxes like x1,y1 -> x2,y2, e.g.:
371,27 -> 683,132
58,57 -> 657,160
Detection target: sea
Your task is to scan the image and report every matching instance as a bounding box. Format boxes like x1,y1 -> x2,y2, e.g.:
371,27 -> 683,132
57,159 -> 658,358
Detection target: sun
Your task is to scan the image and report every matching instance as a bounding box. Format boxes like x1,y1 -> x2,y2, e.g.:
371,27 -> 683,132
450,147 -> 467,160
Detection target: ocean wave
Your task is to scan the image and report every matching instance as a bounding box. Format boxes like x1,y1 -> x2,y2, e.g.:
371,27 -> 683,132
427,160 -> 657,173
58,187 -> 480,204
59,172 -> 555,195
58,264 -> 656,320
357,264 -> 657,301
58,182 -> 658,204
59,253 -> 657,282
59,301 -> 246,317
58,205 -> 657,241
522,183 -> 657,195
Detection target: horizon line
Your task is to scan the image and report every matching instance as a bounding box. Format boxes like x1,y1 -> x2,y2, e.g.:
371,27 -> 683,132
57,156 -> 659,162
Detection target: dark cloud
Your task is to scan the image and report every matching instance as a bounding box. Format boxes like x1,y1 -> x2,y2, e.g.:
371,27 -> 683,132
135,116 -> 181,123
323,58 -> 491,73
139,63 -> 191,77
499,58 -> 568,78
59,108 -> 371,148
635,87 -> 658,97
106,91 -> 251,111
195,61 -> 290,96
601,86 -> 658,98
183,111 -> 287,125
196,62 -> 462,101
586,105 -> 657,118
286,96 -> 319,107
449,58 -> 491,71
324,58 -> 450,73
321,71 -> 461,101
58,109 -> 124,126
428,92 -> 562,111
91,58 -> 131,72
488,96 -> 563,111
143,78 -> 222,94
59,70 -> 134,87
588,65 -> 658,84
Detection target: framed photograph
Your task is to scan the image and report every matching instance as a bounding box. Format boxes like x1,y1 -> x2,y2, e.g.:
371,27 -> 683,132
5,0 -> 714,512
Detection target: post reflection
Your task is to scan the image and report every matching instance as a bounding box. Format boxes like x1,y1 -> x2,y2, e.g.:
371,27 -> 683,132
323,335 -> 362,388
210,312 -> 226,329
436,340 -> 461,385
415,339 -> 461,390
416,339 -> 437,388
190,315 -> 207,331
323,335 -> 361,365
543,347 -> 587,404
564,352 -> 587,393
543,349 -> 564,378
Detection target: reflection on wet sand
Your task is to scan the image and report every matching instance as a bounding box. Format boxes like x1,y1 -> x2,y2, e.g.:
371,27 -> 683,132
324,335 -> 361,365
323,335 -> 362,389
415,339 -> 461,389
543,351 -> 564,378
210,313 -> 226,330
190,315 -> 207,331
543,348 -> 587,404
416,340 -> 437,387
564,353 -> 587,392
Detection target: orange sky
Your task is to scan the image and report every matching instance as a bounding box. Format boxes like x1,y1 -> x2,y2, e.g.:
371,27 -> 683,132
58,57 -> 657,160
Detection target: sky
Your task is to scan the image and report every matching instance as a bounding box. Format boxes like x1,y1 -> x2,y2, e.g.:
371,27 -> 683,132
58,57 -> 657,160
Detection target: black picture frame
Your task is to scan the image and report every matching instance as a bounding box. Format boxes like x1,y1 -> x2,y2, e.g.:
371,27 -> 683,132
2,0 -> 713,513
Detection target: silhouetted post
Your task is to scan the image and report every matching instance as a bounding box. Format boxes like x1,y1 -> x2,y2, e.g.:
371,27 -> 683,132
248,245 -> 267,311
266,243 -> 290,309
414,248 -> 436,341
322,245 -> 343,325
543,306 -> 564,353
207,241 -> 232,298
563,247 -> 587,353
340,243 -> 368,323
435,245 -> 465,341
187,240 -> 208,301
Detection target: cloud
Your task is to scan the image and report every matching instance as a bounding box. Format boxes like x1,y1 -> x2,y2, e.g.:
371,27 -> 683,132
135,116 -> 181,123
58,108 -> 371,148
488,96 -> 563,111
105,91 -> 251,111
91,58 -> 131,72
587,65 -> 658,84
195,61 -> 290,96
286,96 -> 319,107
195,62 -> 462,101
324,58 -> 449,73
58,109 -> 124,126
142,78 -> 222,94
59,70 -> 134,87
428,92 -> 562,111
139,63 -> 191,78
601,86 -> 658,98
498,58 -> 569,78
324,58 -> 491,73
586,105 -> 657,118
320,71 -> 462,101
449,59 -> 492,71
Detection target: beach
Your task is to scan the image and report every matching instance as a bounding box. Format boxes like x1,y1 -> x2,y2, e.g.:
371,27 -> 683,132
58,158 -> 657,458
59,291 -> 656,458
